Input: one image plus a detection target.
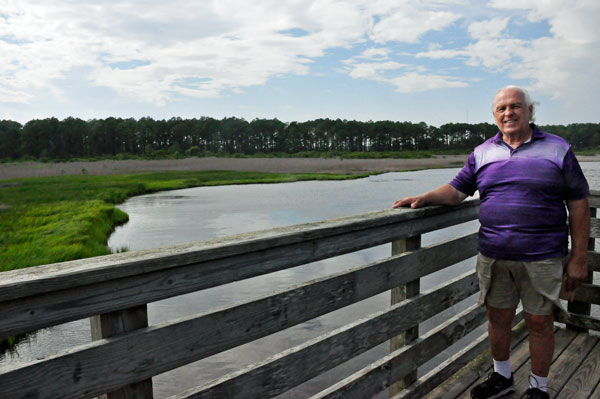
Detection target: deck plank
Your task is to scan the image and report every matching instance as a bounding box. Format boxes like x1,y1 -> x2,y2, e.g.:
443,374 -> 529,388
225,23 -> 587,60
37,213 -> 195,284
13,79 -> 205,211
423,321 -> 529,399
557,339 -> 600,398
545,333 -> 599,398
452,327 -> 577,399
421,328 -> 600,399
491,327 -> 580,399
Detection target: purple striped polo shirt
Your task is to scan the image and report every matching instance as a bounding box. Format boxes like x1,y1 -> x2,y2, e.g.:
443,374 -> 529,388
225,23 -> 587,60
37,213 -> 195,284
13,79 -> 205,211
450,125 -> 589,261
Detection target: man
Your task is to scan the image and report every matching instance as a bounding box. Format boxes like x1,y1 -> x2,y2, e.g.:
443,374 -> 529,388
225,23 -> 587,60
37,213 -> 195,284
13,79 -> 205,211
392,86 -> 590,399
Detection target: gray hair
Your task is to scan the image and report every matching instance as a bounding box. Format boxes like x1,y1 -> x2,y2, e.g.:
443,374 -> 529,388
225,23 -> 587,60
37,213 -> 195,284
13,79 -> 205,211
492,85 -> 539,123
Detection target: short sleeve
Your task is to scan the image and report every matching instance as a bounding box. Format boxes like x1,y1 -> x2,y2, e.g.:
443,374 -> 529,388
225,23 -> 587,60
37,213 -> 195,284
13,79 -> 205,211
449,153 -> 477,197
562,148 -> 589,200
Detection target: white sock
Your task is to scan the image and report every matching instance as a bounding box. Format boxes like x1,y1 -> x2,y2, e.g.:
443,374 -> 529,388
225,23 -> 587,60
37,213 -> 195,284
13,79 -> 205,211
493,359 -> 512,379
529,372 -> 548,392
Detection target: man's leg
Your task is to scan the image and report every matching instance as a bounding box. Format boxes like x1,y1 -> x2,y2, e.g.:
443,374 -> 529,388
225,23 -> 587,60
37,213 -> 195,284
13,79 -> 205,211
470,306 -> 516,398
524,312 -> 554,377
487,306 -> 516,361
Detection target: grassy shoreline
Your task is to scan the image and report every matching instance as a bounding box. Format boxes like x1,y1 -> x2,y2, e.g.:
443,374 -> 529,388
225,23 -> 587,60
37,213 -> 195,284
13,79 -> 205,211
0,170 -> 376,272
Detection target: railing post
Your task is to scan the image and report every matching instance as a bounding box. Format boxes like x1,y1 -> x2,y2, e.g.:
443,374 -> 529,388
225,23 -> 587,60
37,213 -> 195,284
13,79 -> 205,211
90,305 -> 154,399
567,207 -> 596,332
390,234 -> 421,396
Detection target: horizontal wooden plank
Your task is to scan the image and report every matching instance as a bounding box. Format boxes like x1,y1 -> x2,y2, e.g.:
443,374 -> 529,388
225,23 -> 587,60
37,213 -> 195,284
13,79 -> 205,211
573,283 -> 600,305
555,310 -> 600,332
0,229 -> 478,338
588,251 -> 600,272
588,192 -> 600,209
168,271 -> 480,399
0,249 -> 479,399
591,218 -> 600,239
0,201 -> 479,302
309,303 -> 488,399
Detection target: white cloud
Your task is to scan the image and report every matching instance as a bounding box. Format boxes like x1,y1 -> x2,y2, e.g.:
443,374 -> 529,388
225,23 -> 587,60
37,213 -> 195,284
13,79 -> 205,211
369,7 -> 461,43
388,72 -> 468,93
0,0 -> 470,106
343,50 -> 467,92
415,1 -> 600,115
356,48 -> 391,60
1,0 -> 598,120
0,0 -> 371,105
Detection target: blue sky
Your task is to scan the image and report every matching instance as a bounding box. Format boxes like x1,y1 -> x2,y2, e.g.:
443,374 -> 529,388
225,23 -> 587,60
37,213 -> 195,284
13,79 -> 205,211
1,0 -> 599,126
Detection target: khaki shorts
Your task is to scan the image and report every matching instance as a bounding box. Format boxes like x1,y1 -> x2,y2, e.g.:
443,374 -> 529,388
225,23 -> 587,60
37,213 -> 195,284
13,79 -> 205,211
476,253 -> 565,315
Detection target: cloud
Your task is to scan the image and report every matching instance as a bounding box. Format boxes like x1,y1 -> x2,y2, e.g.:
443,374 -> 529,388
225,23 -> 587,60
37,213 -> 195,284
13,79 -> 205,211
369,6 -> 461,43
416,1 -> 600,112
0,0 -> 370,105
343,47 -> 468,92
0,0 -> 470,106
2,0 -> 598,116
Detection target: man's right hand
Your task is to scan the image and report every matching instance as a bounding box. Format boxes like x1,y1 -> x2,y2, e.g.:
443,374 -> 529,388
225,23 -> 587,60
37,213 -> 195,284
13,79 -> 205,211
392,184 -> 467,209
392,195 -> 427,209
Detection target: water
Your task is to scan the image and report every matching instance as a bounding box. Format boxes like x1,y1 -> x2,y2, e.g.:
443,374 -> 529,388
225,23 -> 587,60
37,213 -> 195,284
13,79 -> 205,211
3,164 -> 600,398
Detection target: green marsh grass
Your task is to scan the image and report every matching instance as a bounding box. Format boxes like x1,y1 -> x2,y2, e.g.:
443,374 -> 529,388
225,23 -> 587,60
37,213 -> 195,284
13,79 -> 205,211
0,170 -> 375,272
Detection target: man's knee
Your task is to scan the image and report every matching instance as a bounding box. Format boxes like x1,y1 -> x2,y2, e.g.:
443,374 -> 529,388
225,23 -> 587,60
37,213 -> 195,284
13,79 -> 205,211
487,306 -> 516,327
524,312 -> 554,334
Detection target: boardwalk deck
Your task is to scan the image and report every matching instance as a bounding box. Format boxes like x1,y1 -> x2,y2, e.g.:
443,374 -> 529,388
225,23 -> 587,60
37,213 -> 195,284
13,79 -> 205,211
423,325 -> 600,399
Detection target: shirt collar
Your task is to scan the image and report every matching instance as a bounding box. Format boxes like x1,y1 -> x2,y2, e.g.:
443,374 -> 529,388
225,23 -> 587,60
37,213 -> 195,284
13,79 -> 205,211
491,123 -> 544,144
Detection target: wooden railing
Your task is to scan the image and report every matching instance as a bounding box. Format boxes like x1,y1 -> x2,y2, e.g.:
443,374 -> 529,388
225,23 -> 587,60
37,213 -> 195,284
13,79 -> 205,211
0,192 -> 599,399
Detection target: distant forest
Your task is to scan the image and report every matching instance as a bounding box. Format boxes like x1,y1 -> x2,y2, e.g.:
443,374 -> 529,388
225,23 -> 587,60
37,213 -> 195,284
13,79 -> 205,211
1,117 -> 599,160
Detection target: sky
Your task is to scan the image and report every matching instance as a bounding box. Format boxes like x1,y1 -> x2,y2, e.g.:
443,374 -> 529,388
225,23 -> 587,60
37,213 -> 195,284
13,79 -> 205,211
1,0 -> 599,127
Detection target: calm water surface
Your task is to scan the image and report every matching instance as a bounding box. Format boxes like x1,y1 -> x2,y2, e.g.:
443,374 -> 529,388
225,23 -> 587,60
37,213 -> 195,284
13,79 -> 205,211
4,164 -> 600,398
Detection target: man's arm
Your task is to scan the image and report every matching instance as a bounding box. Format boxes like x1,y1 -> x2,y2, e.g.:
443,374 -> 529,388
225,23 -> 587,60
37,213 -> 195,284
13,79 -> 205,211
392,184 -> 468,209
565,198 -> 591,291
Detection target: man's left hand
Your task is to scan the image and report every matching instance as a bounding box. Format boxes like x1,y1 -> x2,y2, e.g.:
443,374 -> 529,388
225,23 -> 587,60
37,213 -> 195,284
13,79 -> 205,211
565,253 -> 588,292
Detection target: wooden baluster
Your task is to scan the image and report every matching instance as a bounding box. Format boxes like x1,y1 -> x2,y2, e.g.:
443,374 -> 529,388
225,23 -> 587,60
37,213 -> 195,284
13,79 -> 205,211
567,207 -> 596,332
390,235 -> 421,396
90,305 -> 154,399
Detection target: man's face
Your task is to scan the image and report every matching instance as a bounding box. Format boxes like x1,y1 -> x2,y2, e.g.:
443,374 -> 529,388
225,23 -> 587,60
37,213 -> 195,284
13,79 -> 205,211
492,88 -> 533,136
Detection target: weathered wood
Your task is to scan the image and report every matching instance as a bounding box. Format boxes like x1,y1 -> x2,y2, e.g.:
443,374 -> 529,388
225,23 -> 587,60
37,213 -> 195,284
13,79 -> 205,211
455,327 -> 578,399
0,229 -> 478,339
562,341 -> 600,397
90,305 -> 149,339
590,218 -> 600,239
419,318 -> 530,399
546,333 -> 599,398
309,303 -> 488,399
0,256 -> 479,399
0,201 -> 480,302
554,337 -> 600,398
167,271 -> 480,399
589,208 -> 597,250
588,193 -> 600,208
398,331 -> 490,399
555,310 -> 600,332
572,283 -> 600,305
589,250 -> 600,272
568,207 -> 597,331
0,228 -> 479,339
90,305 -> 153,399
390,235 -> 421,396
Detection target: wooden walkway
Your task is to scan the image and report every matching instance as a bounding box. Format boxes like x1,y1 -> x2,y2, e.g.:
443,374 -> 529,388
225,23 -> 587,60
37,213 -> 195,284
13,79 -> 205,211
424,326 -> 600,399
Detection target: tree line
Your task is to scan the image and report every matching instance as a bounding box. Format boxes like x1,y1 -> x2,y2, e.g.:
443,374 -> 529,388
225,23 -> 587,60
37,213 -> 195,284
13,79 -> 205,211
0,116 -> 598,160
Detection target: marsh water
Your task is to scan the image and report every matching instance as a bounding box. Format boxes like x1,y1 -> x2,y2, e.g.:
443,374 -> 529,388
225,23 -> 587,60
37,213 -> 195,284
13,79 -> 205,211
3,164 -> 600,398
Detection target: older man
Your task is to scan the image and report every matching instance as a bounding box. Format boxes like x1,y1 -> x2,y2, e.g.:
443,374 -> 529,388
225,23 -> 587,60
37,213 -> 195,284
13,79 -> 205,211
393,86 -> 590,399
